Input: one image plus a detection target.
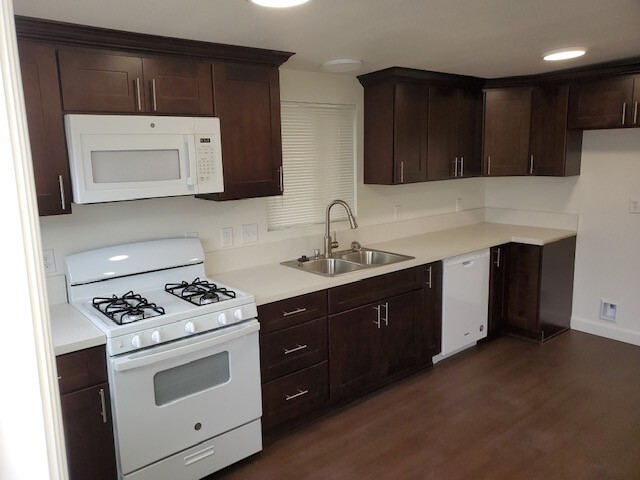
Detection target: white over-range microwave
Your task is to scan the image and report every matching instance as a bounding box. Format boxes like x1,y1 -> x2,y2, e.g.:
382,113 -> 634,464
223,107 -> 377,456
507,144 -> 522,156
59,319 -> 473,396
64,114 -> 224,204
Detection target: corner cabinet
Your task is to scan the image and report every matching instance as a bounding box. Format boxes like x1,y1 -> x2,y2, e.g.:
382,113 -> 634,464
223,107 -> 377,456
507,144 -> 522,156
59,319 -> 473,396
18,41 -> 72,216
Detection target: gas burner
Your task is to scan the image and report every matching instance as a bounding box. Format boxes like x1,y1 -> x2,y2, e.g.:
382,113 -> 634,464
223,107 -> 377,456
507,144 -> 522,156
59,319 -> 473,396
165,278 -> 236,307
92,291 -> 165,325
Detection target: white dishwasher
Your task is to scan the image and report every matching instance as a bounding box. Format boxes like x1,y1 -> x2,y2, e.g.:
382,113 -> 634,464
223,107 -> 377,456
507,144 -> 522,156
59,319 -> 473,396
441,249 -> 490,357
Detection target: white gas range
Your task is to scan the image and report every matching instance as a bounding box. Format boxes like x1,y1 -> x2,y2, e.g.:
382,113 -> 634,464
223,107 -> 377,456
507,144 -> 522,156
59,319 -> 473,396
66,238 -> 262,480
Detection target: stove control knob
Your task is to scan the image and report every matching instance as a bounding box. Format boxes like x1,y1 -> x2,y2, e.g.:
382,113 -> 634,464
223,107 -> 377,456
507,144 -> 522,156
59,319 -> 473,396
131,335 -> 142,349
234,308 -> 244,321
185,321 -> 196,334
151,331 -> 162,344
218,312 -> 228,325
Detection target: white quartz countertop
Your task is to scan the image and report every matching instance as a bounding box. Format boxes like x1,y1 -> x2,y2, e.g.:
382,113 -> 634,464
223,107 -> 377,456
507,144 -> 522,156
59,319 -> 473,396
213,222 -> 577,306
50,303 -> 105,356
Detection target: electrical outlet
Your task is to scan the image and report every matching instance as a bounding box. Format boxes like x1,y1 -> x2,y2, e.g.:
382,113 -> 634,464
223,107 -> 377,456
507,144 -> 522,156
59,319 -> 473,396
600,300 -> 617,322
456,198 -> 463,212
241,224 -> 258,245
629,196 -> 640,214
42,249 -> 56,274
221,227 -> 233,248
185,232 -> 199,238
394,205 -> 402,221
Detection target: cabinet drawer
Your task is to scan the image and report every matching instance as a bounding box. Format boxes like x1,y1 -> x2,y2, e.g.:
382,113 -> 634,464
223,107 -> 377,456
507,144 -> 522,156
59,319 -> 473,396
258,290 -> 327,334
261,317 -> 327,383
329,266 -> 423,314
262,362 -> 328,431
56,346 -> 108,395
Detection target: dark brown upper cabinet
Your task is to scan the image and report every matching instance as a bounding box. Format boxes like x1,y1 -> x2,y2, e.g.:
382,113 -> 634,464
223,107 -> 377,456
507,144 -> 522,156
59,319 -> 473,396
483,87 -> 532,176
567,76 -> 639,129
529,85 -> 582,176
197,63 -> 283,201
58,50 -> 213,115
18,41 -> 72,216
427,85 -> 482,180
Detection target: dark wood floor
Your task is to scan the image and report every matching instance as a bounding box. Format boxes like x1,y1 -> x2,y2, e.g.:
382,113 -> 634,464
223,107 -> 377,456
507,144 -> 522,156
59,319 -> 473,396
211,331 -> 640,479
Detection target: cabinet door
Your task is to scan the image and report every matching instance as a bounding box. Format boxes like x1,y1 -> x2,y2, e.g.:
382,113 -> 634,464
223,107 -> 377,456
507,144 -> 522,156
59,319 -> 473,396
506,243 -> 541,334
568,76 -> 634,129
18,42 -> 72,216
383,290 -> 423,377
530,85 -> 582,176
632,76 -> 640,128
488,244 -> 509,336
60,383 -> 117,480
422,262 -> 442,359
203,63 -> 282,200
58,49 -> 144,112
329,302 -> 383,401
142,58 -> 213,115
456,88 -> 483,178
394,83 -> 428,183
483,88 -> 532,176
427,85 -> 457,180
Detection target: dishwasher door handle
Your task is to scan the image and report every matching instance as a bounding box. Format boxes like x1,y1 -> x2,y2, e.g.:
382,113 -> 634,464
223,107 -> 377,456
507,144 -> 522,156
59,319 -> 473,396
462,260 -> 475,267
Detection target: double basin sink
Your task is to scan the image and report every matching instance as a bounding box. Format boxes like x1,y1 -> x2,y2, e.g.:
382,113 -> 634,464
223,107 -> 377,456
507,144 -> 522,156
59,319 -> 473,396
281,248 -> 415,277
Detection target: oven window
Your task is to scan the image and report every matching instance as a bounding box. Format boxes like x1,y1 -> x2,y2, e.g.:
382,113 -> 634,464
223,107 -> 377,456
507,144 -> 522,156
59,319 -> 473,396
91,149 -> 181,183
153,352 -> 230,406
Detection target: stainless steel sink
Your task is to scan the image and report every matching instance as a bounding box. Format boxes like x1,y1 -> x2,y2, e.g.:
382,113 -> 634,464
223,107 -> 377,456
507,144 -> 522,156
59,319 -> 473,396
334,248 -> 414,266
281,248 -> 414,277
280,257 -> 368,277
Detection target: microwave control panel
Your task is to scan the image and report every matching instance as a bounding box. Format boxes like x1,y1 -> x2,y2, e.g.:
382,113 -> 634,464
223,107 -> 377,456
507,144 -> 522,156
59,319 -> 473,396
195,133 -> 224,193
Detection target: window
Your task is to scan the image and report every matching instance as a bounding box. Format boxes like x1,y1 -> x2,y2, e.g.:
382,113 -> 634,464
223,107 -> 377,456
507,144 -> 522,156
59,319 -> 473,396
267,102 -> 356,231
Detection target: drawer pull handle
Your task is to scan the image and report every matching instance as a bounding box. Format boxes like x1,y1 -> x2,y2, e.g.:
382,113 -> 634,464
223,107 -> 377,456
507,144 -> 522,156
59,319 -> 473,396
283,344 -> 308,355
285,389 -> 309,401
282,307 -> 307,317
98,388 -> 107,424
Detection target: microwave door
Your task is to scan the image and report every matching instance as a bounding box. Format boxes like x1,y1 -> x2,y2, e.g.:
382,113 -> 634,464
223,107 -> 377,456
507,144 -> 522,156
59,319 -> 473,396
71,134 -> 196,204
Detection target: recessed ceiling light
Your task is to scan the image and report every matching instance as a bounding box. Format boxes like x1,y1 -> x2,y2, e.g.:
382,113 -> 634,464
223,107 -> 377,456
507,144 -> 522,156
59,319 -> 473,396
321,59 -> 363,73
250,0 -> 310,7
542,47 -> 587,61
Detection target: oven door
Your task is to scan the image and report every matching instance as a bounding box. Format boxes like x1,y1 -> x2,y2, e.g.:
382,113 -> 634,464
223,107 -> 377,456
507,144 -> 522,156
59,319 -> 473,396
108,320 -> 261,476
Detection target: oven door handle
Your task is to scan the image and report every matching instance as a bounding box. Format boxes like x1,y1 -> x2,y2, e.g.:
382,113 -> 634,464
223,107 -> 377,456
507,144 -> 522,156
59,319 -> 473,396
112,321 -> 259,372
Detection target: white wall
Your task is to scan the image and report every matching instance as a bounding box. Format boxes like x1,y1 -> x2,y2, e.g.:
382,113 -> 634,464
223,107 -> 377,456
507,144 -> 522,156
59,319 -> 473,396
485,129 -> 640,345
39,69 -> 484,274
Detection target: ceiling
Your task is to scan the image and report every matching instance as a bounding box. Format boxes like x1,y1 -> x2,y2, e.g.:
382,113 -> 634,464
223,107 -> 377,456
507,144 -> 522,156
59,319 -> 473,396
12,0 -> 640,78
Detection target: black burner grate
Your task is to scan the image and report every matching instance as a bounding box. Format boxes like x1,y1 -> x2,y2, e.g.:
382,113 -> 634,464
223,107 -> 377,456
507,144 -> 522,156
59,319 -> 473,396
92,291 -> 165,325
165,278 -> 237,306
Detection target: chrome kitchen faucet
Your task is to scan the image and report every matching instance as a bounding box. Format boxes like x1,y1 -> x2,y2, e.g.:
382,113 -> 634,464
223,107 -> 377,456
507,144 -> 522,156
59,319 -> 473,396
324,199 -> 358,258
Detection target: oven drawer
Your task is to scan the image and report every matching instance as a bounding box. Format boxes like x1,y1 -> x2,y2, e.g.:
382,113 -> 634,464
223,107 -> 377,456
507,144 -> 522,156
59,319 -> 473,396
258,290 -> 327,334
260,317 -> 327,383
56,345 -> 107,395
262,362 -> 328,431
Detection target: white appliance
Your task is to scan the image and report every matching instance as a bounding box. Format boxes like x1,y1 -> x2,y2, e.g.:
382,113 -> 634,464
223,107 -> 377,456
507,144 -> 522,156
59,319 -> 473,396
64,114 -> 223,204
66,238 -> 261,480
441,249 -> 490,357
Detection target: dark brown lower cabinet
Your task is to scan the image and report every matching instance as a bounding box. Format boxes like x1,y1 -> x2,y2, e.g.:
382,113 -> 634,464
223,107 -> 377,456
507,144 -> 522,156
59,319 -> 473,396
504,237 -> 576,342
488,244 -> 509,337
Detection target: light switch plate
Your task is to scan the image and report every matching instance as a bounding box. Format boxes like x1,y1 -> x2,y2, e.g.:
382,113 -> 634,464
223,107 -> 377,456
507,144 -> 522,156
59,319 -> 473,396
221,227 -> 233,248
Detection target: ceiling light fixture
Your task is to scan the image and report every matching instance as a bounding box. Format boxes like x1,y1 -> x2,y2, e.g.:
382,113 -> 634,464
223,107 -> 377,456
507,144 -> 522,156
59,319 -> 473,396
321,58 -> 363,73
542,47 -> 587,61
250,0 -> 310,7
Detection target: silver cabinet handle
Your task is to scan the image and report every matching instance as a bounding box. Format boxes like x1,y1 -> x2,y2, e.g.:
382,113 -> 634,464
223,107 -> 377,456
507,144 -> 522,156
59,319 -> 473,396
98,388 -> 107,424
135,78 -> 142,111
399,161 -> 405,183
282,307 -> 306,317
529,155 -> 534,175
285,389 -> 309,401
58,175 -> 66,211
494,247 -> 501,267
426,265 -> 432,289
460,156 -> 464,177
634,102 -> 638,125
622,102 -> 626,125
283,344 -> 308,355
487,156 -> 491,175
373,305 -> 381,328
453,157 -> 458,178
278,166 -> 284,192
151,79 -> 158,111
382,302 -> 389,326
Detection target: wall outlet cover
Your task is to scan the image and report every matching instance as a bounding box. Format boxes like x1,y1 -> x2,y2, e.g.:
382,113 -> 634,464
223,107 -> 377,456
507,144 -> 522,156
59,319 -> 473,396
221,227 -> 233,248
42,249 -> 56,274
241,224 -> 258,245
600,300 -> 617,322
629,196 -> 640,214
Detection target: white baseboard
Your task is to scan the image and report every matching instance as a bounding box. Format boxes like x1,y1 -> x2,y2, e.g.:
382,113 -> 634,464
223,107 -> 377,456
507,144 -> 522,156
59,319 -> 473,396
571,316 -> 640,347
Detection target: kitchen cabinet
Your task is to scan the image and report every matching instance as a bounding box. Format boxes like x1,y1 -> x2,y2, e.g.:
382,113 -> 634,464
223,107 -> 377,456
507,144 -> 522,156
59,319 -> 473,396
58,49 -> 213,115
422,262 -> 443,358
529,85 -> 583,176
568,76 -> 640,129
483,87 -> 533,176
18,41 -> 72,216
56,346 -> 116,480
504,236 -> 576,342
488,244 -> 509,337
198,63 -> 284,200
427,85 -> 482,180
258,291 -> 328,432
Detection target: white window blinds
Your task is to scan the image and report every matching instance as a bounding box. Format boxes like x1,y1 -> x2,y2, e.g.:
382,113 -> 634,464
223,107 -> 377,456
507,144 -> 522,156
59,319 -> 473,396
267,102 -> 356,231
